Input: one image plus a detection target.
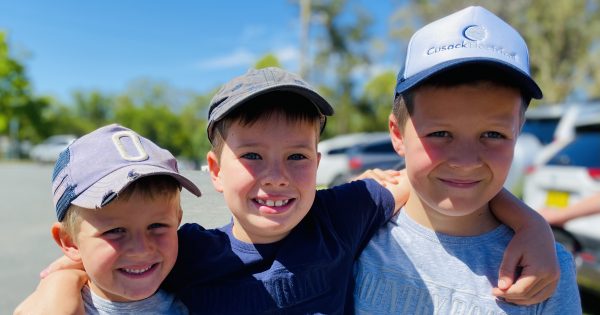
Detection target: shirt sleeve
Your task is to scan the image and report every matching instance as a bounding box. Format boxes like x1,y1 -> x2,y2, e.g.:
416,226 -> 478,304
314,179 -> 395,257
538,244 -> 582,314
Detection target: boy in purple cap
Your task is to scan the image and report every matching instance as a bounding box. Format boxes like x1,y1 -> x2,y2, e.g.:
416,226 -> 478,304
25,124 -> 201,314
353,6 -> 581,313
17,68 -> 560,314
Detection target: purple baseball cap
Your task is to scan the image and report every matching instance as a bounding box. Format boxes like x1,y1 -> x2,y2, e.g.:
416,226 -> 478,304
395,6 -> 542,100
52,124 -> 201,221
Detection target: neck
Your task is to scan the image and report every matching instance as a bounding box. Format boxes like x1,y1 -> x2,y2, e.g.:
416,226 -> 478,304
404,189 -> 500,236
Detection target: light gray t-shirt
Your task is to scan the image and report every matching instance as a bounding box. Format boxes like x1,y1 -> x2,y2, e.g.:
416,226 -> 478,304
82,285 -> 188,315
354,210 -> 581,314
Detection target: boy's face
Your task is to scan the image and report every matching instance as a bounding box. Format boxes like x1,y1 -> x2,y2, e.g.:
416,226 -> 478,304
390,84 -> 522,231
73,190 -> 181,302
207,112 -> 320,244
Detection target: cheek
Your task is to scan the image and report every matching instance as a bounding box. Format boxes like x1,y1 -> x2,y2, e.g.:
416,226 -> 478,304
79,240 -> 119,274
484,144 -> 515,173
156,234 -> 179,265
405,141 -> 440,174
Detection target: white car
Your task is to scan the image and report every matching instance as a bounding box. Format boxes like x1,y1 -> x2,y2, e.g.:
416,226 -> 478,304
29,135 -> 77,163
505,102 -> 600,196
504,104 -> 567,195
522,105 -> 600,294
316,132 -> 389,187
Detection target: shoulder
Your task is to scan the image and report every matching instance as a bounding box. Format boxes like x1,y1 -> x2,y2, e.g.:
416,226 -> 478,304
316,179 -> 390,207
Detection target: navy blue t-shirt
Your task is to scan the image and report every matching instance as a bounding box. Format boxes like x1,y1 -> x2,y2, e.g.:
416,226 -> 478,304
163,179 -> 394,314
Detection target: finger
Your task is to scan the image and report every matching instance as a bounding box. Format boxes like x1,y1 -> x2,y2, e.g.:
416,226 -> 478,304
493,275 -> 541,299
41,256 -> 84,279
496,249 -> 520,290
500,281 -> 556,305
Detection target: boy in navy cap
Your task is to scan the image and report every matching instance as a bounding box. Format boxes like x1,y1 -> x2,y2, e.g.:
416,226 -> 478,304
354,6 -> 581,313
27,124 -> 201,314
164,67 -> 559,313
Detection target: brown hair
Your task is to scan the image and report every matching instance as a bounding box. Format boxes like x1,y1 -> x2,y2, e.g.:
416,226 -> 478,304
210,91 -> 324,158
61,175 -> 182,237
393,64 -> 529,129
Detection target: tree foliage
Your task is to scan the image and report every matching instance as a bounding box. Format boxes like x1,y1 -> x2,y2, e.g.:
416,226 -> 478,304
3,2 -> 600,162
390,0 -> 600,104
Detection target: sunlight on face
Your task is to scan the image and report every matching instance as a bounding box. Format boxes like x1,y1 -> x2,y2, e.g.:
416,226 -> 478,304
209,113 -> 320,244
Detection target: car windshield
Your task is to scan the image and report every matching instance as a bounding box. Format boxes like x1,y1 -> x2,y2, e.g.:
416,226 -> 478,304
547,131 -> 600,167
521,118 -> 560,145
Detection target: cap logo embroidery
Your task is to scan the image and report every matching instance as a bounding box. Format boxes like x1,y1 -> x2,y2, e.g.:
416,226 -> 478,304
112,131 -> 149,162
426,25 -> 516,61
463,25 -> 486,41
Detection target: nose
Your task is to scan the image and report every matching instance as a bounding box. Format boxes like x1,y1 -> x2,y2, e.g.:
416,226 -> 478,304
260,160 -> 289,187
446,140 -> 483,171
126,232 -> 153,256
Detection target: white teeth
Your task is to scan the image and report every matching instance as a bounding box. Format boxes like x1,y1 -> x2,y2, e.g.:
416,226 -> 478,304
257,199 -> 290,207
123,266 -> 152,274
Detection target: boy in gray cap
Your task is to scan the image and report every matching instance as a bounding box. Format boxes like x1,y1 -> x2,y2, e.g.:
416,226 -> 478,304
353,6 -> 581,314
17,68 -> 560,314
25,124 -> 201,314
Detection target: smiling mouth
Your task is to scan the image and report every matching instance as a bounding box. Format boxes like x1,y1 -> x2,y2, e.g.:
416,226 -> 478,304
254,198 -> 292,207
440,178 -> 480,187
119,263 -> 157,275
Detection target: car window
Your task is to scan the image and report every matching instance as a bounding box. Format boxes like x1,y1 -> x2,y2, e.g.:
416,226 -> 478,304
327,147 -> 350,155
547,132 -> 600,167
521,118 -> 560,144
362,141 -> 394,154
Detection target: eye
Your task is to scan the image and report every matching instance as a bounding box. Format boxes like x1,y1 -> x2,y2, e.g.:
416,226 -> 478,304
149,223 -> 169,230
288,153 -> 307,160
102,227 -> 126,239
241,152 -> 261,160
428,131 -> 450,138
482,131 -> 506,139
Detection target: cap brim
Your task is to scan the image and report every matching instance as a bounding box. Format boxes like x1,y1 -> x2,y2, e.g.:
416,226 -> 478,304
207,84 -> 334,141
211,84 -> 334,123
395,58 -> 543,99
71,164 -> 201,209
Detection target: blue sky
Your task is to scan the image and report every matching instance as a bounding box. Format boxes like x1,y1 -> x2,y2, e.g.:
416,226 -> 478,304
0,1 -> 399,102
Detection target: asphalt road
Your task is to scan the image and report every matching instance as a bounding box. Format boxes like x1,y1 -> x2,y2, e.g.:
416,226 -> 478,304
0,162 -> 231,314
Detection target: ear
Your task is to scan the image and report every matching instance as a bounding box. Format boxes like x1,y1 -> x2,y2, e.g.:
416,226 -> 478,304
51,222 -> 82,263
316,151 -> 321,168
389,113 -> 406,157
206,150 -> 224,193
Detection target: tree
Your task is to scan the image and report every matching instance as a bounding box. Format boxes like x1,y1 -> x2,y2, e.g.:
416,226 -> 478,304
390,0 -> 600,104
306,0 -> 375,135
255,54 -> 282,69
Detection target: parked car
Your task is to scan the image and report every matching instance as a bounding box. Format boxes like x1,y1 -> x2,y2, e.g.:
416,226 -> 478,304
329,134 -> 404,187
523,107 -> 600,295
29,135 -> 77,163
505,102 -> 600,196
316,132 -> 389,187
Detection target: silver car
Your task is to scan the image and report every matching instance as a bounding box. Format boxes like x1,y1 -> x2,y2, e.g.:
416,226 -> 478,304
29,135 -> 77,163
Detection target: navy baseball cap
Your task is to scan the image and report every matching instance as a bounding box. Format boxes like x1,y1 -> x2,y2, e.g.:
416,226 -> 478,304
395,6 -> 542,100
206,67 -> 334,142
52,124 -> 201,221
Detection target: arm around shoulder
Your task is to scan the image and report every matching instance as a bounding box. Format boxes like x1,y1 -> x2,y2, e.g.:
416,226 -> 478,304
13,269 -> 87,315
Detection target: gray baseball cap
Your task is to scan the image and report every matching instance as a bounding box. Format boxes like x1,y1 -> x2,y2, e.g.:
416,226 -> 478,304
395,6 -> 542,99
207,67 -> 334,141
52,124 -> 201,221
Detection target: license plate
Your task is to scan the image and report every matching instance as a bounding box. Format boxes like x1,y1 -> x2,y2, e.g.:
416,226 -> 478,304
545,191 -> 569,208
